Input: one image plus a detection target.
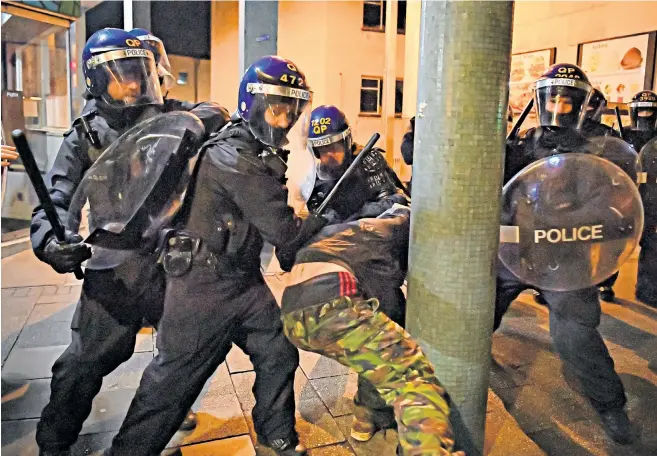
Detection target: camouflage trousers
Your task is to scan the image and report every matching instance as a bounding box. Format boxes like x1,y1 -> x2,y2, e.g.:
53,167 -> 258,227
282,296 -> 455,456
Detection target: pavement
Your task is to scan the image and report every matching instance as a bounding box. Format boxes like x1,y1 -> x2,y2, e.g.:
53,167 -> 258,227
1,247 -> 655,456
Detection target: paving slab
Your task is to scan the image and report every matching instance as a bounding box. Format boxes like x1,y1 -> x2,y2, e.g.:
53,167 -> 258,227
0,418 -> 39,456
1,378 -> 51,420
227,344 -> 254,373
310,373 -> 358,417
299,350 -> 352,380
2,295 -> 40,363
26,301 -> 77,324
172,434 -> 256,456
100,351 -> 153,392
166,364 -> 250,448
79,388 -> 138,435
2,345 -> 67,379
14,320 -> 72,348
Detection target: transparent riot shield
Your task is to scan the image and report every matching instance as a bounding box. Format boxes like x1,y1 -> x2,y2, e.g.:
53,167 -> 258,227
67,112 -> 205,256
587,135 -> 640,182
499,153 -> 643,291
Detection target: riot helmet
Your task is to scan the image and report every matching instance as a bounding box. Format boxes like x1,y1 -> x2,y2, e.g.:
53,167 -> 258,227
586,88 -> 607,122
534,63 -> 592,130
129,28 -> 175,90
628,90 -> 657,131
83,28 -> 163,108
238,56 -> 312,148
307,105 -> 353,180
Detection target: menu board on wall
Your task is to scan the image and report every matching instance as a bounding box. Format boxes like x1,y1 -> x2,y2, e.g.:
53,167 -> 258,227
579,33 -> 656,104
508,48 -> 556,128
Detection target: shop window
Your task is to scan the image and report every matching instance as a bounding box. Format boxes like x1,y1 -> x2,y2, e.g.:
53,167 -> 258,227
395,79 -> 403,116
362,1 -> 407,33
2,13 -> 71,129
360,77 -> 383,115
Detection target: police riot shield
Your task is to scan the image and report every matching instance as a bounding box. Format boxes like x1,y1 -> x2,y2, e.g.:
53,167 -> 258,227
499,153 -> 643,291
586,135 -> 640,182
67,111 -> 205,253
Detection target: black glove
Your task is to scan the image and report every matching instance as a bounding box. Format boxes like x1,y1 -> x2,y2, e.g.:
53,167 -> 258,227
276,213 -> 329,272
38,230 -> 91,274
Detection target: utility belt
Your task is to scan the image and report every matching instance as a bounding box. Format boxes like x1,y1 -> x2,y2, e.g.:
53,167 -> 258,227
157,228 -> 228,277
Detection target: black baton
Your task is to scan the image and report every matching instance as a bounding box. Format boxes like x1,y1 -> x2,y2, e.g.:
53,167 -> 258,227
507,99 -> 534,141
316,132 -> 381,215
614,106 -> 626,141
11,130 -> 85,280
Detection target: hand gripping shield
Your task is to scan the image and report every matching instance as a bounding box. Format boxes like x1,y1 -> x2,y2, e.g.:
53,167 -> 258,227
67,111 -> 205,250
499,153 -> 643,291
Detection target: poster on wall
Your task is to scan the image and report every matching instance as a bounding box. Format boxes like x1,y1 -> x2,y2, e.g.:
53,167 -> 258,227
579,33 -> 656,104
508,48 -> 556,129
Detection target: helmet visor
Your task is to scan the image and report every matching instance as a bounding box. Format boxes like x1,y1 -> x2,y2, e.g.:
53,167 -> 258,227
629,101 -> 657,131
535,78 -> 591,129
89,49 -> 163,107
135,34 -> 175,90
309,128 -> 353,181
247,83 -> 313,148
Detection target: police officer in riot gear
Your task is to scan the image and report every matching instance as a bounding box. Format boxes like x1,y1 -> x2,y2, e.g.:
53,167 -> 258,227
582,88 -> 621,139
307,105 -> 407,224
305,105 -> 407,442
630,91 -> 657,307
530,88 -> 622,303
31,28 -> 229,456
624,90 -> 657,152
104,56 -> 325,456
499,63 -> 632,444
637,137 -> 657,307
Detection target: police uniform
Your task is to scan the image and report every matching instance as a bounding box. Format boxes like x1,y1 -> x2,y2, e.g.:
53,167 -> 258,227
30,97 -> 229,453
625,91 -> 657,306
499,125 -> 629,438
637,137 -> 657,307
307,145 -> 408,223
106,56 -> 316,456
280,206 -> 460,456
495,63 -> 632,445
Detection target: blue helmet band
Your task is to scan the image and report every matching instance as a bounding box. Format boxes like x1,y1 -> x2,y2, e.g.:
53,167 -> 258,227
86,49 -> 154,69
308,126 -> 351,148
246,82 -> 311,101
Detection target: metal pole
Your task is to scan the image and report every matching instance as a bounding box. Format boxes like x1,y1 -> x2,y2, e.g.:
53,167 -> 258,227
406,1 -> 514,453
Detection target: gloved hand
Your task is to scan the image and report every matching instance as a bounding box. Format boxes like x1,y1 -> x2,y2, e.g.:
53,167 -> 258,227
276,213 -> 329,272
38,230 -> 91,274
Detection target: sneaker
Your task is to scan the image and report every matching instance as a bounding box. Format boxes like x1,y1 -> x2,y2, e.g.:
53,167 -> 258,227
350,403 -> 397,442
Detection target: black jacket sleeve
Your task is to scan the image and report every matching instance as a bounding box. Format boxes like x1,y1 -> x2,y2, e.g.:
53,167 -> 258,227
401,131 -> 414,165
30,130 -> 90,254
205,142 -> 303,249
165,99 -> 230,136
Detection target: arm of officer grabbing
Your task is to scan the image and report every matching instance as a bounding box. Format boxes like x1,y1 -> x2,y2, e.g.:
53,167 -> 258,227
206,142 -> 329,257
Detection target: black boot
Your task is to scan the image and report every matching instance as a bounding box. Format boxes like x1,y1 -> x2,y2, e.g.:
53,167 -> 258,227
260,436 -> 307,456
599,408 -> 634,445
178,409 -> 197,431
599,287 -> 616,302
533,292 -> 548,305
